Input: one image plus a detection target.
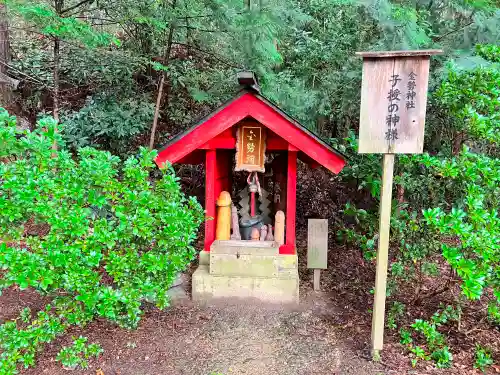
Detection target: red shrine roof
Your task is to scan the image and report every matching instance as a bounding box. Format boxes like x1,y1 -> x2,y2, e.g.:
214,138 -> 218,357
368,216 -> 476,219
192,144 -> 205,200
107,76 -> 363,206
155,90 -> 347,174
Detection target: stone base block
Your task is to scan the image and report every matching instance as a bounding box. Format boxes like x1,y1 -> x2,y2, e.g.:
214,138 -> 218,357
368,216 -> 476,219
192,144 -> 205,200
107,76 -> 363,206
210,240 -> 280,255
199,250 -> 210,266
192,265 -> 299,303
210,253 -> 297,278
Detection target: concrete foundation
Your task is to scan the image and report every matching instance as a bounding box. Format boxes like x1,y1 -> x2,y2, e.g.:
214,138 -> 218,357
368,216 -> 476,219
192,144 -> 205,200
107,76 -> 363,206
210,253 -> 297,278
199,250 -> 210,266
192,240 -> 299,303
192,265 -> 299,303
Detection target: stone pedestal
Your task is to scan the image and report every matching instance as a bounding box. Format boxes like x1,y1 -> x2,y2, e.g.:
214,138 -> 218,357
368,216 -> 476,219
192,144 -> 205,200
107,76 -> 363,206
192,240 -> 299,303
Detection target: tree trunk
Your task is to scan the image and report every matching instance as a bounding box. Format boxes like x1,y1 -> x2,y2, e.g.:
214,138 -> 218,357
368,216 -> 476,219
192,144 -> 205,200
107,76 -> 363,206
53,37 -> 60,122
52,0 -> 63,152
53,0 -> 63,122
452,131 -> 464,155
395,173 -> 405,214
0,4 -> 11,107
149,0 -> 177,150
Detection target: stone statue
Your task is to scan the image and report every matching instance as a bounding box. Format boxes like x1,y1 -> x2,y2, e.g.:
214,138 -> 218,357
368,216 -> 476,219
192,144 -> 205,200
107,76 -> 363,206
260,225 -> 268,241
265,224 -> 274,241
215,191 -> 231,240
250,227 -> 260,241
275,210 -> 285,245
230,204 -> 241,240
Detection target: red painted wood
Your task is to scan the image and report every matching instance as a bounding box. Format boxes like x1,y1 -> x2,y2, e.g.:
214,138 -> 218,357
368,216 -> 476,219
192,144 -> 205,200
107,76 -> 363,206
155,93 -> 346,174
201,129 -> 236,149
298,152 -> 320,169
279,244 -> 295,255
286,151 -> 297,253
267,137 -> 288,150
250,192 -> 256,217
204,150 -> 216,252
310,161 -> 321,169
201,137 -> 236,150
272,153 -> 288,214
177,150 -> 204,164
200,133 -> 289,151
215,150 -> 231,196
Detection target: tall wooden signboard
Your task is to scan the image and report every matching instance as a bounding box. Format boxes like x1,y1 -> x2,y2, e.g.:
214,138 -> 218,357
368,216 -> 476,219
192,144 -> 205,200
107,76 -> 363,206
356,50 -> 442,357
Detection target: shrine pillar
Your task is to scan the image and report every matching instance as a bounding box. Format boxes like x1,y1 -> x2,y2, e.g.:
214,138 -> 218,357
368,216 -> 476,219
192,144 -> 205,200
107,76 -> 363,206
205,149 -> 232,251
204,150 -> 216,251
285,150 -> 297,253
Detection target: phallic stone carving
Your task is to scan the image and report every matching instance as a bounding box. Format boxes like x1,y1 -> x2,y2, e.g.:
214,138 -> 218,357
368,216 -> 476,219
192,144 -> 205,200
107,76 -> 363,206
265,224 -> 274,241
250,227 -> 260,241
275,210 -> 285,246
215,191 -> 232,240
240,215 -> 264,240
260,225 -> 268,241
230,204 -> 241,240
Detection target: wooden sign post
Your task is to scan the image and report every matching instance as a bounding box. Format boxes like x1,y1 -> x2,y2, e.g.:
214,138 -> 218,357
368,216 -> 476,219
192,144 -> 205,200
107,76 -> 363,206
356,50 -> 442,357
235,119 -> 267,173
307,219 -> 328,291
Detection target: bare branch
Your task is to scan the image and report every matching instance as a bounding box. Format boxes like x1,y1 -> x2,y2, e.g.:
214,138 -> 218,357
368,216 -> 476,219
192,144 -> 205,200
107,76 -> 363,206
433,21 -> 475,42
172,42 -> 241,68
61,0 -> 96,15
0,58 -> 51,87
182,25 -> 229,33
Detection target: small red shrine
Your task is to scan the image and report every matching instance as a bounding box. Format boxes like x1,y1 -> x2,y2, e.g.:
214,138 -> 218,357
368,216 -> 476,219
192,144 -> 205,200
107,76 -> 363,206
155,73 -> 346,258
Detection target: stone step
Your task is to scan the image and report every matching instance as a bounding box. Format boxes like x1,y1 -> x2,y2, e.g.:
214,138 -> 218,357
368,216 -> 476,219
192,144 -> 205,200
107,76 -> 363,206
210,240 -> 280,255
210,252 -> 298,278
192,265 -> 299,303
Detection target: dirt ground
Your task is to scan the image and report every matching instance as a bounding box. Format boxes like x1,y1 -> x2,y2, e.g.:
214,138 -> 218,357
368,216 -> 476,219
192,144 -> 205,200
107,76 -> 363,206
16,297 -> 383,375
1,166 -> 498,374
2,237 -> 492,375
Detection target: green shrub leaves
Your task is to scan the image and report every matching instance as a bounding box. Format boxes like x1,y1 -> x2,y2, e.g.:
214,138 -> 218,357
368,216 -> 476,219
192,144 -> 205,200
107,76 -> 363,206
0,108 -> 204,373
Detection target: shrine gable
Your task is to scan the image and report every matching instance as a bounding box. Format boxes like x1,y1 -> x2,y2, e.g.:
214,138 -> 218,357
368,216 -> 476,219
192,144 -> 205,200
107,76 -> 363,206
155,90 -> 347,174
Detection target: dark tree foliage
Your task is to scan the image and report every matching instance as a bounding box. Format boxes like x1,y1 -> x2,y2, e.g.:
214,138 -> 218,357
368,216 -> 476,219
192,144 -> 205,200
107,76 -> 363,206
1,0 -> 499,372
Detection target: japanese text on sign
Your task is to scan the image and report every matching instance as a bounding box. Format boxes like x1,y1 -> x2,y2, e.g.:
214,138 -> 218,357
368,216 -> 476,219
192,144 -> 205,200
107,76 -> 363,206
406,72 -> 417,109
384,71 -> 418,149
357,51 -> 440,154
235,123 -> 266,172
386,74 -> 402,145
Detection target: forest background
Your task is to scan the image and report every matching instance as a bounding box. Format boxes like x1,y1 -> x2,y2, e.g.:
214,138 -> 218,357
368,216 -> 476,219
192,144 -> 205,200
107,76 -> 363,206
0,0 -> 499,373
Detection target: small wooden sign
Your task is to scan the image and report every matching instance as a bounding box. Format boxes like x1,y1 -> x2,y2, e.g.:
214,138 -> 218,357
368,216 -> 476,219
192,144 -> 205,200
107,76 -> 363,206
357,50 -> 442,154
235,119 -> 266,172
307,219 -> 328,269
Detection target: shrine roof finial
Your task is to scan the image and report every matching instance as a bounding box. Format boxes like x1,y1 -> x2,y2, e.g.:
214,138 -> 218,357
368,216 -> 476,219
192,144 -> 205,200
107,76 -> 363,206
237,70 -> 260,92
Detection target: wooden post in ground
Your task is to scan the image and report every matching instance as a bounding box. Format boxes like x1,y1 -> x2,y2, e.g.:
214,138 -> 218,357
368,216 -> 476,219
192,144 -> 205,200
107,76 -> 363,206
313,269 -> 321,292
370,154 -> 395,355
355,50 -> 442,357
307,219 -> 328,292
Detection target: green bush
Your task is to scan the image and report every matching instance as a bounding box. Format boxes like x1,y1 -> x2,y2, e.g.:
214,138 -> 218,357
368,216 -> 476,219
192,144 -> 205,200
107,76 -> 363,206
56,336 -> 103,370
0,108 -> 204,374
334,44 -> 500,370
474,345 -> 494,372
62,95 -> 154,155
401,307 -> 459,368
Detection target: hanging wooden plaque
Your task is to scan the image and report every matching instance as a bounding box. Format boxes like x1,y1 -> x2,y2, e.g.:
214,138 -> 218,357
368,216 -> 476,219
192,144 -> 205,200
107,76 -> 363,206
235,119 -> 266,172
356,50 -> 442,154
